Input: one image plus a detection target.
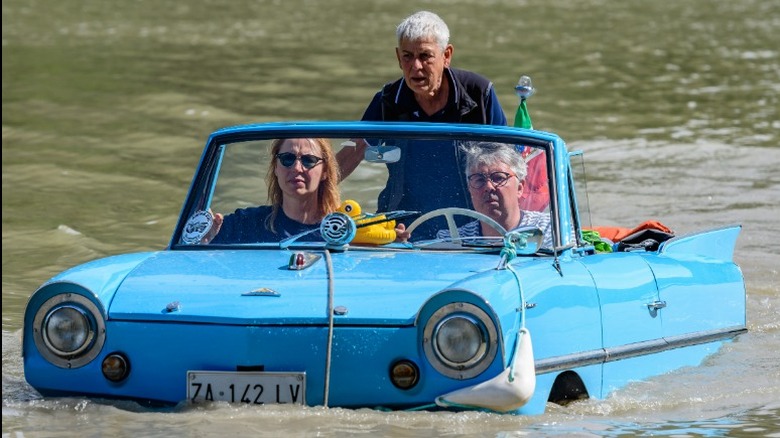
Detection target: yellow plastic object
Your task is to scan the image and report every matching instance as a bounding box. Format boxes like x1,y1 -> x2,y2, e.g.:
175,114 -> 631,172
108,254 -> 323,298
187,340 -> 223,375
338,200 -> 396,245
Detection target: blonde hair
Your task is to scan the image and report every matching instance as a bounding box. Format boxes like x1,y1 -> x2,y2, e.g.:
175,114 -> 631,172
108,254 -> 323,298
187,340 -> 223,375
265,138 -> 341,233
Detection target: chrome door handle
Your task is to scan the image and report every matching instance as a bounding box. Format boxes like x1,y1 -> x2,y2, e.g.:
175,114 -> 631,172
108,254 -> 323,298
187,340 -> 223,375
647,300 -> 667,310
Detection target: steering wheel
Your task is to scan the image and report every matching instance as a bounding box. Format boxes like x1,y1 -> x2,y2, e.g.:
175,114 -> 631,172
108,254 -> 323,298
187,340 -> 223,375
405,207 -> 507,239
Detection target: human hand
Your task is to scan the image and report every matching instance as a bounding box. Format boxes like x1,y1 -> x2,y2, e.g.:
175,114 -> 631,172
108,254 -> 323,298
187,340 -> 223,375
200,210 -> 224,244
394,223 -> 410,243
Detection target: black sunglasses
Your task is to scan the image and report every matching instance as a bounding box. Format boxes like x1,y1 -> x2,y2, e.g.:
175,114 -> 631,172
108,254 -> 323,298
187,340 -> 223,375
276,152 -> 324,169
467,171 -> 516,189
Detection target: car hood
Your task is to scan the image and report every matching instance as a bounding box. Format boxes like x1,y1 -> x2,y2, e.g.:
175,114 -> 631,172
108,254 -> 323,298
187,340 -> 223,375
108,248 -> 503,326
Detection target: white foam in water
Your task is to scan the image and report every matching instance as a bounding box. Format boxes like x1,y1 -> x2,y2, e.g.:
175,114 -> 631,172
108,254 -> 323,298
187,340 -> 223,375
57,225 -> 81,236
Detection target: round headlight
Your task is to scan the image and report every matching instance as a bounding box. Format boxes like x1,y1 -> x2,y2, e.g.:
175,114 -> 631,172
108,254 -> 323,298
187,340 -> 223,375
44,305 -> 93,355
423,302 -> 498,380
433,314 -> 488,366
33,293 -> 106,369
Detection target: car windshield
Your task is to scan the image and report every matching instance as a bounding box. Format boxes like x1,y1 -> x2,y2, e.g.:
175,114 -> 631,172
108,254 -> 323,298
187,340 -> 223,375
176,127 -> 556,251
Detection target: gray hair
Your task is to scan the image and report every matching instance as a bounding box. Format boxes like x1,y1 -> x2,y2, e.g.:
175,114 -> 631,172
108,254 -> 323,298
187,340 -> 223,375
461,142 -> 528,181
396,11 -> 450,50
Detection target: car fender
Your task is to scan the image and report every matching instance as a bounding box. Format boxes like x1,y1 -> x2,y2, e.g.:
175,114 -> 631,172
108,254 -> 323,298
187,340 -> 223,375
22,251 -> 158,358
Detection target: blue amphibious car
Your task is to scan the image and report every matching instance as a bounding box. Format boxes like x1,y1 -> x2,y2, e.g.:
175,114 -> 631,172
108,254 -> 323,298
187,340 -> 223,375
22,121 -> 746,414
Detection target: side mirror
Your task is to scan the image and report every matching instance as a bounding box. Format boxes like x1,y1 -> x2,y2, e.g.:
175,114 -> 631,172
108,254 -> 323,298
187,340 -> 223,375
506,226 -> 544,255
496,226 -> 543,269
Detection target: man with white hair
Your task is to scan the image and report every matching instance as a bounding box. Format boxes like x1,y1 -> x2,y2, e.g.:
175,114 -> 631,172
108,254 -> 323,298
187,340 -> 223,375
338,11 -> 507,239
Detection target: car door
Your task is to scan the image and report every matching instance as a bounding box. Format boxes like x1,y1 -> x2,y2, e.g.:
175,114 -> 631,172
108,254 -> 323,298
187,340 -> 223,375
577,252 -> 664,394
578,253 -> 663,348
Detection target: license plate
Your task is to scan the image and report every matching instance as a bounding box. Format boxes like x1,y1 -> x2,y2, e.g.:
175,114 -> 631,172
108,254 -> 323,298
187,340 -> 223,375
187,371 -> 306,405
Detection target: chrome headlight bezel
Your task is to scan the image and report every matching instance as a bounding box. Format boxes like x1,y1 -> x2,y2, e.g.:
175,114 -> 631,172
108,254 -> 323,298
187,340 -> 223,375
423,302 -> 498,380
32,293 -> 106,369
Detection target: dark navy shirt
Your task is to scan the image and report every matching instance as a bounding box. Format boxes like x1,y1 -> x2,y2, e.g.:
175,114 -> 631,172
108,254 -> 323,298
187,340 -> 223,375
361,68 -> 506,125
211,206 -> 321,244
361,68 -> 507,239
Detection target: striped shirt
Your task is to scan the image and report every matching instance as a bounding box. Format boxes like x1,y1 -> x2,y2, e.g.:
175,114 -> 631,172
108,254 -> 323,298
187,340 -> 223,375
436,210 -> 553,248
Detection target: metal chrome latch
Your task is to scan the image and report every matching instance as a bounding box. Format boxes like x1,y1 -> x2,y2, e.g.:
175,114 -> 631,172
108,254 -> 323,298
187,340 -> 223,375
647,300 -> 667,310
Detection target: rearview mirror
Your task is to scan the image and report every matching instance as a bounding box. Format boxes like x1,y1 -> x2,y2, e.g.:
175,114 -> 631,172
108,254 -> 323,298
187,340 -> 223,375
364,145 -> 401,163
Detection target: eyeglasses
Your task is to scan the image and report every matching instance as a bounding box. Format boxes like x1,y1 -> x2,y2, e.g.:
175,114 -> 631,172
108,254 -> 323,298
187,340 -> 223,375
467,171 -> 516,189
276,152 -> 324,169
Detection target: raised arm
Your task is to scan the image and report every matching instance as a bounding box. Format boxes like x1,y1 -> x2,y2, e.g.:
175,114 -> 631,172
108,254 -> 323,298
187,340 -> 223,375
336,138 -> 368,181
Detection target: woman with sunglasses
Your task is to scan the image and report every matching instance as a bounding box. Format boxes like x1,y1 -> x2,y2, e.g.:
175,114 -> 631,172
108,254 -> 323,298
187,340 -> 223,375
205,138 -> 341,244
435,142 -> 553,248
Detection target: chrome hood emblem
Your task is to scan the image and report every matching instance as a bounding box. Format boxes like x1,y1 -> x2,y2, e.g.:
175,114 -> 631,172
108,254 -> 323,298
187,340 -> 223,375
242,287 -> 280,297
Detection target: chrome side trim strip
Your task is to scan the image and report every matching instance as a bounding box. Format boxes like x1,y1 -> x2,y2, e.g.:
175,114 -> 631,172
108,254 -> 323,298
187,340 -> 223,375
535,326 -> 746,374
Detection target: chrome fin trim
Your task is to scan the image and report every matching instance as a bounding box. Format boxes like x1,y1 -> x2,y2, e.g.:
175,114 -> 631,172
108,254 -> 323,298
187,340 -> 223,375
535,326 -> 747,374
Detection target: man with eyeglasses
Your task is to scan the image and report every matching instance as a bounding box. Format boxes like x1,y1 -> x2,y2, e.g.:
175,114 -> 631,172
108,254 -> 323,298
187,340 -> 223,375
337,11 -> 506,239
436,142 -> 552,248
